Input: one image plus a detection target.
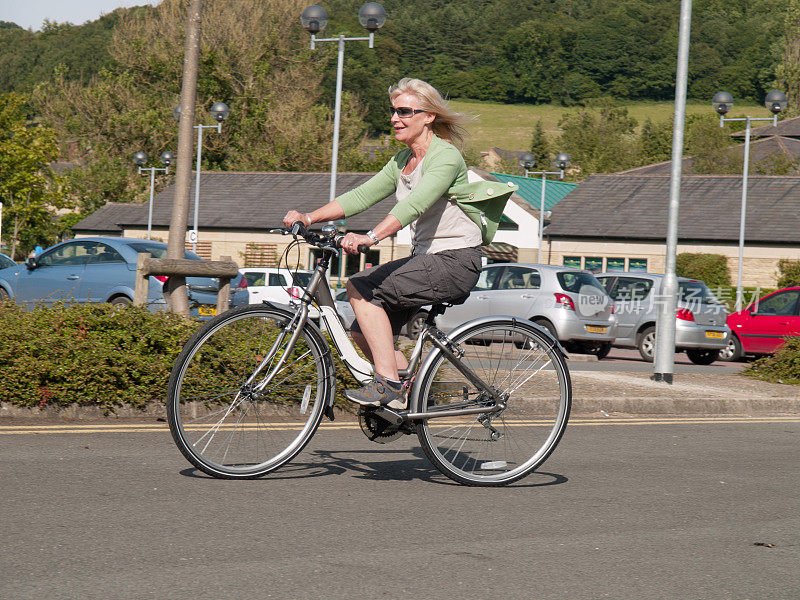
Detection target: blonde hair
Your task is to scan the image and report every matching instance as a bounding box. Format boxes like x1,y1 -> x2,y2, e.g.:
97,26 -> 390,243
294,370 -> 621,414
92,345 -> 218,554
388,78 -> 471,148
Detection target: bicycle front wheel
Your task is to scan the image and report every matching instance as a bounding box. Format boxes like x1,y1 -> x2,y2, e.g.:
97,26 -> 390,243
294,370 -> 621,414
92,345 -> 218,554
415,319 -> 571,486
166,304 -> 333,478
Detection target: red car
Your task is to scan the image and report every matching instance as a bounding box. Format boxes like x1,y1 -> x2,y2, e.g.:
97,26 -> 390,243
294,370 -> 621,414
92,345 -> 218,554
718,286 -> 800,361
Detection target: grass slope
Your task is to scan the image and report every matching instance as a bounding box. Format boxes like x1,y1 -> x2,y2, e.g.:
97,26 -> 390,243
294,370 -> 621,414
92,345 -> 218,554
449,99 -> 773,153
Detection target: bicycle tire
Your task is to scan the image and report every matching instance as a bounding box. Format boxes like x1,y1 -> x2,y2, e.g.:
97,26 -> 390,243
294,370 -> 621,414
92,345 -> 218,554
415,319 -> 571,486
166,304 -> 334,478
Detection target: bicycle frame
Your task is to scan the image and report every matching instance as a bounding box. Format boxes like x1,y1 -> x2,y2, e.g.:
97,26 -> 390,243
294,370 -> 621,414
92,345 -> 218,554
263,228 -> 558,424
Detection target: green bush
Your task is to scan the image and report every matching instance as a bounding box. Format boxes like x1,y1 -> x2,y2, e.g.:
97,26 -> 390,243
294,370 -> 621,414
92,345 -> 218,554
777,259 -> 800,288
0,302 -> 198,411
675,253 -> 731,287
742,337 -> 800,385
0,302 -> 361,413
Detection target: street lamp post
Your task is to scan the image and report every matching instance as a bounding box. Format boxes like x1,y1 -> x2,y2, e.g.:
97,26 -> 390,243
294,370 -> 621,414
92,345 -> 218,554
173,102 -> 230,251
134,151 -> 175,239
301,3 -> 386,205
519,152 -> 570,263
712,90 -> 787,311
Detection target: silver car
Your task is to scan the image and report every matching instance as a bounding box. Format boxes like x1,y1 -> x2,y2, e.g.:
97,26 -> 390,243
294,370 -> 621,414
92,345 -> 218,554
436,263 -> 617,357
595,272 -> 730,364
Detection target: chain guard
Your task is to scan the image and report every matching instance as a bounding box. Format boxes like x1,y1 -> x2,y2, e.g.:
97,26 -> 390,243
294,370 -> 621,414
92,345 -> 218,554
358,408 -> 410,443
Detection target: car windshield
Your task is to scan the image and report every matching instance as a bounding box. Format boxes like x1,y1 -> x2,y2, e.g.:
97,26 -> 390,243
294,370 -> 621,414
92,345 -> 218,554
127,242 -> 202,261
678,281 -> 720,304
556,271 -> 606,294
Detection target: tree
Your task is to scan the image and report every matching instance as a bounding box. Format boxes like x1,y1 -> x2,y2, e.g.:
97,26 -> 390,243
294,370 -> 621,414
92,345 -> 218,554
684,114 -> 742,175
529,119 -> 552,168
0,93 -> 67,259
775,0 -> 800,113
638,118 -> 673,164
32,0 -> 371,210
557,100 -> 639,175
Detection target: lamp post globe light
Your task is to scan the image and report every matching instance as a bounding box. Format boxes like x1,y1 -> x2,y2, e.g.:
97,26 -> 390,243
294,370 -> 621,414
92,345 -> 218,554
173,102 -> 230,250
519,151 -> 570,263
135,150 -> 174,240
711,89 -> 787,311
301,3 -> 386,207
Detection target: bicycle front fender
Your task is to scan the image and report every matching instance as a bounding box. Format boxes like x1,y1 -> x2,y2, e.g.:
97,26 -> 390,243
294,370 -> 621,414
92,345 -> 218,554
259,300 -> 338,416
408,315 -> 567,412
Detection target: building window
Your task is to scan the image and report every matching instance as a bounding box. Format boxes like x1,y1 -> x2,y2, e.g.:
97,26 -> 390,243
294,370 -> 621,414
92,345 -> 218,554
584,256 -> 603,272
628,258 -> 647,272
563,256 -> 581,269
364,249 -> 380,269
606,257 -> 625,271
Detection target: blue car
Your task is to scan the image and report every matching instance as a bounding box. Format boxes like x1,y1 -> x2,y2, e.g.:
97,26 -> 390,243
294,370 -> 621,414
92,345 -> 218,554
0,236 -> 247,318
0,253 -> 15,270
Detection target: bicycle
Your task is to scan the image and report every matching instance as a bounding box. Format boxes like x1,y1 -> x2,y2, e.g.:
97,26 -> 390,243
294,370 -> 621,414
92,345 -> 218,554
166,224 -> 572,486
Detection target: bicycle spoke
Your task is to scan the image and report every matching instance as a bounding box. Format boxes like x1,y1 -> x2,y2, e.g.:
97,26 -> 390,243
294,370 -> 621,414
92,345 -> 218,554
417,321 -> 570,486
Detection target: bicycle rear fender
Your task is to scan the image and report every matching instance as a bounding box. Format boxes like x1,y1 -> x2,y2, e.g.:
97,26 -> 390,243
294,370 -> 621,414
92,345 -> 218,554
408,315 -> 566,412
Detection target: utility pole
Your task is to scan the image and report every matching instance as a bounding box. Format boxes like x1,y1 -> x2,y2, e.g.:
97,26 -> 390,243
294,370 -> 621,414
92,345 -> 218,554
166,0 -> 202,316
653,0 -> 693,383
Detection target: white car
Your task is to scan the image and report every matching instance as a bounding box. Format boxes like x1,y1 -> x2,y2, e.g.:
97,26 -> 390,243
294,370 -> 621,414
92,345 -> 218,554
239,268 -> 313,304
239,267 -> 338,321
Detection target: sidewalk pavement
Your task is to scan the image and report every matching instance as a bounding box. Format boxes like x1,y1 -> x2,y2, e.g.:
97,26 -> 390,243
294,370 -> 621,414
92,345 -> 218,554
1,369 -> 797,422
568,370 -> 798,416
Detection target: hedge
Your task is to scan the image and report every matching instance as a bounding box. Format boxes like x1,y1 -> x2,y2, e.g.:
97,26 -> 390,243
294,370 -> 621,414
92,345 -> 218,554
0,302 -> 360,413
675,253 -> 731,287
742,337 -> 800,386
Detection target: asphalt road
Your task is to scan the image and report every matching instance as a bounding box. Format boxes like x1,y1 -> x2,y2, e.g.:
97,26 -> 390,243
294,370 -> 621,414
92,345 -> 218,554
2,417 -> 798,599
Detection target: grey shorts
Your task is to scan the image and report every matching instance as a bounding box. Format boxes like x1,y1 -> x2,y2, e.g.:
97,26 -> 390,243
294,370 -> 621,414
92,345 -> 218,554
349,246 -> 483,336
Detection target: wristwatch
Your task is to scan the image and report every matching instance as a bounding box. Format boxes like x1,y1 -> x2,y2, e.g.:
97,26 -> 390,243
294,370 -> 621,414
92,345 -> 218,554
365,230 -> 379,244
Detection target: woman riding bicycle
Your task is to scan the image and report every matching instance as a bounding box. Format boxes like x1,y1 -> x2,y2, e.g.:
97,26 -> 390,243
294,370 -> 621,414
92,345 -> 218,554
283,77 -> 515,410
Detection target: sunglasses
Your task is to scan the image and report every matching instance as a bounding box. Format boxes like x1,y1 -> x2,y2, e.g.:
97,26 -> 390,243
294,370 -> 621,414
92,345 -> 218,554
391,106 -> 427,118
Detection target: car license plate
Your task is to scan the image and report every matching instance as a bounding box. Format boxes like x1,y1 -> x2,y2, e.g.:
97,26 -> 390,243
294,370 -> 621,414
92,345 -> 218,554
586,325 -> 607,334
705,331 -> 724,338
198,305 -> 217,316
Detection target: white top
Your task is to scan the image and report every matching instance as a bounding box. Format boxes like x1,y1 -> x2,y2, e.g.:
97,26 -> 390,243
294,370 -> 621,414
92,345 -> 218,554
396,158 -> 481,254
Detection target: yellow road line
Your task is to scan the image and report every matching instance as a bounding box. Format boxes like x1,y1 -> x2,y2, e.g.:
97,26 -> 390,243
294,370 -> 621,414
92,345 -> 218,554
0,415 -> 798,435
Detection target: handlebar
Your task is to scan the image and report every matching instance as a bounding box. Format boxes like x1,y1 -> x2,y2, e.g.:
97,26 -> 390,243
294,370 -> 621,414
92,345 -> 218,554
274,222 -> 371,254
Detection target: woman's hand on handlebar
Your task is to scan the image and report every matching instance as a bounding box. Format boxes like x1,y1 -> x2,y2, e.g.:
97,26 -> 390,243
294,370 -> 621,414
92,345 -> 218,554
282,210 -> 310,229
340,232 -> 373,255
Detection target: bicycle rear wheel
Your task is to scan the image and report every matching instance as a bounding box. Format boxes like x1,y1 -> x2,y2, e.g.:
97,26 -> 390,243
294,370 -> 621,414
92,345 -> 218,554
415,319 -> 570,486
166,304 -> 333,478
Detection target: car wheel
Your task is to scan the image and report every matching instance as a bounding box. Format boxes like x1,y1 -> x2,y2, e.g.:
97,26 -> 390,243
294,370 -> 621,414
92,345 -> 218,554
717,335 -> 743,362
0,287 -> 9,302
686,348 -> 718,365
110,296 -> 132,308
590,342 -> 613,360
532,319 -> 558,341
405,311 -> 428,339
637,326 -> 656,362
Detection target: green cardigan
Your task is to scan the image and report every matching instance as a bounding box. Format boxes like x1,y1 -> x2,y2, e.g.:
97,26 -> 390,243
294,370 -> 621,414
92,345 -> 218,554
335,135 -> 518,246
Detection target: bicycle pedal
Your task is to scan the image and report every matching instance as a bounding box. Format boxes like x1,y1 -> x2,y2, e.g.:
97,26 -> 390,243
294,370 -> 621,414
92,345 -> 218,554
372,406 -> 403,426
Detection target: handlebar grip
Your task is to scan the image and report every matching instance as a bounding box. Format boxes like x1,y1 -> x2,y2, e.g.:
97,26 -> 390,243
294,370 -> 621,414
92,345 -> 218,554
357,244 -> 370,254
290,221 -> 306,236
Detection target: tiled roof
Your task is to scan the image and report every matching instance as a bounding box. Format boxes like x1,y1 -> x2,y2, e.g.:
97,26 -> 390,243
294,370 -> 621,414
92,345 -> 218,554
545,174 -> 800,244
72,202 -> 146,233
73,172 -> 395,233
730,115 -> 800,139
489,171 -> 577,211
